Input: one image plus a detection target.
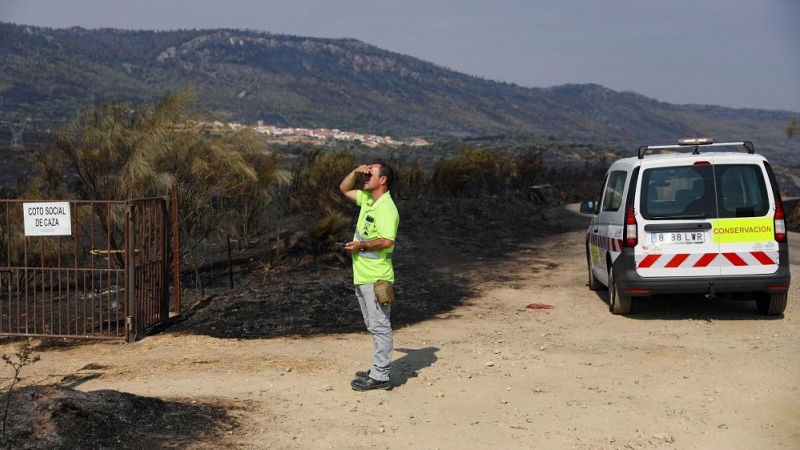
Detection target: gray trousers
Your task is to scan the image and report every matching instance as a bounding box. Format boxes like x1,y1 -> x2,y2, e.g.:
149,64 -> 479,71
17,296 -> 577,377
355,283 -> 393,381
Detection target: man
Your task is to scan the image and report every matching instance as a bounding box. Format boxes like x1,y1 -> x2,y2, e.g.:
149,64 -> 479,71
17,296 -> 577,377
339,161 -> 400,391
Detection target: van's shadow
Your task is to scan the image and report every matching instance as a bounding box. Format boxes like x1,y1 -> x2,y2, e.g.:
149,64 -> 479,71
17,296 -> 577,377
590,291 -> 782,321
389,347 -> 440,388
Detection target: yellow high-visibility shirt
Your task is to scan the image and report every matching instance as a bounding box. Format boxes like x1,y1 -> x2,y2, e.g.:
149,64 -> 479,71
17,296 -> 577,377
352,190 -> 399,285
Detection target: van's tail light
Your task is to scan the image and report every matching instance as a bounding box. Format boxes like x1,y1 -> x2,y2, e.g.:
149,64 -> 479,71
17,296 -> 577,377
624,204 -> 638,247
774,200 -> 786,243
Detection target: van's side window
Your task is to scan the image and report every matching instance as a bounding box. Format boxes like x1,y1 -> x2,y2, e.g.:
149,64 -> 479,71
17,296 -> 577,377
601,171 -> 627,212
592,173 -> 609,214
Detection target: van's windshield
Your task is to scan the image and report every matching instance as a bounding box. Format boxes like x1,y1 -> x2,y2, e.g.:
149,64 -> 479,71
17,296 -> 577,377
640,164 -> 769,220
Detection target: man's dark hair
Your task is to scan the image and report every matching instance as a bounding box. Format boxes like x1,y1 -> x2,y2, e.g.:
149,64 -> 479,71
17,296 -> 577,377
376,162 -> 395,190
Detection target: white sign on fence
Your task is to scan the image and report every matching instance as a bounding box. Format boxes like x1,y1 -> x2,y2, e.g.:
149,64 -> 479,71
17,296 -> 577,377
23,202 -> 72,236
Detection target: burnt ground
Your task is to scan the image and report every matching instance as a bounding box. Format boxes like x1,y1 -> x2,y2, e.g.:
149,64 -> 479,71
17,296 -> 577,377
1,193 -> 575,449
1,385 -> 236,450
168,195 -> 564,339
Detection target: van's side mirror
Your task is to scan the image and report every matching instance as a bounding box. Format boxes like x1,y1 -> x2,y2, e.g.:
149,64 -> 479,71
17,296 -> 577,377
579,200 -> 596,214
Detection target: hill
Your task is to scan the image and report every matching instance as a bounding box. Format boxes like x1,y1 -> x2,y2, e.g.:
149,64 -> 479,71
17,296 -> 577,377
0,23 -> 798,163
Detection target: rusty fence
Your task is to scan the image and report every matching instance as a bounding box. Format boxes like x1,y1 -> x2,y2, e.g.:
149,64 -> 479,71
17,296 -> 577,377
0,196 -> 177,342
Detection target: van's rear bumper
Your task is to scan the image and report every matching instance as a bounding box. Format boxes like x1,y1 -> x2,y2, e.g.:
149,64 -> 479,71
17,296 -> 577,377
613,246 -> 791,297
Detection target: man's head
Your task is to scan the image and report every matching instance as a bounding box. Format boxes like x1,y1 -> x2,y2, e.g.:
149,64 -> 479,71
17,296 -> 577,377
362,162 -> 394,193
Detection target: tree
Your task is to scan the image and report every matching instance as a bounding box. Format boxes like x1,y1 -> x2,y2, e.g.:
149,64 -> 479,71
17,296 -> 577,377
29,88 -> 291,295
229,147 -> 291,248
788,118 -> 798,139
288,149 -> 357,253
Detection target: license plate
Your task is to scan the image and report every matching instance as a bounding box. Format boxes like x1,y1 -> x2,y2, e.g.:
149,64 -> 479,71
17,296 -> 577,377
651,232 -> 705,244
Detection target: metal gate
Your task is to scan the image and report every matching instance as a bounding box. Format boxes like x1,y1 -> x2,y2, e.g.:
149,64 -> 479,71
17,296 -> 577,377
0,197 -> 172,342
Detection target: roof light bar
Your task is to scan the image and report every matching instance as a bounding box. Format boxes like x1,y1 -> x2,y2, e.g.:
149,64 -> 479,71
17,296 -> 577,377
678,138 -> 713,145
637,140 -> 754,159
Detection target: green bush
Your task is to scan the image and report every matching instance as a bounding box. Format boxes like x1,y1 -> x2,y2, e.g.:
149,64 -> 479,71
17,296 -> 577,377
432,147 -> 517,198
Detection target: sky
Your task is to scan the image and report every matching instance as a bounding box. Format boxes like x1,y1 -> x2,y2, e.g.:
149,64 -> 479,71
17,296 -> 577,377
2,0 -> 799,112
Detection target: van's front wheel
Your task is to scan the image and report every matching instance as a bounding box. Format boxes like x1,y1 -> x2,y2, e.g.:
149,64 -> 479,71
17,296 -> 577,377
756,292 -> 787,316
608,266 -> 632,315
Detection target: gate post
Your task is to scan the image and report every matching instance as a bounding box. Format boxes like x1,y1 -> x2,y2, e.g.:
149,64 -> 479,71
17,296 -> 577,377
125,203 -> 136,343
160,196 -> 169,321
172,183 -> 180,315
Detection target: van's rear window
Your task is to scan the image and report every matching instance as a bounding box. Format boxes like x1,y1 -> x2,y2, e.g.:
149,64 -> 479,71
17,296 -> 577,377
640,164 -> 769,220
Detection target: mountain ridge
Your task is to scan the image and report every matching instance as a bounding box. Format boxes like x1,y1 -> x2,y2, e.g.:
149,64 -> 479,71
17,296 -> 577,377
0,23 -> 797,163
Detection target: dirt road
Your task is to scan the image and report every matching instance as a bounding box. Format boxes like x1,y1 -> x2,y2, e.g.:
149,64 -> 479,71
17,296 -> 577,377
8,208 -> 800,449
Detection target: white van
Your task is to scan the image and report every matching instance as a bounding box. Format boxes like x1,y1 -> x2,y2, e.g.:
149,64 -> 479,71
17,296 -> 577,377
580,138 -> 791,315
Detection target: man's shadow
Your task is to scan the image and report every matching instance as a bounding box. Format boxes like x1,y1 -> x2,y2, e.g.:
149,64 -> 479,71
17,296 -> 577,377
390,347 -> 439,388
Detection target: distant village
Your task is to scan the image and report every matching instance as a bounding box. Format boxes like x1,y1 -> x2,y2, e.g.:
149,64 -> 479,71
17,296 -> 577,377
0,117 -> 431,150
208,120 -> 431,147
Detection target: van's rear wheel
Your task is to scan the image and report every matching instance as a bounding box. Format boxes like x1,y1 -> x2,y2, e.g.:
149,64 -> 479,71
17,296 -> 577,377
587,250 -> 602,291
756,292 -> 787,316
608,266 -> 632,315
